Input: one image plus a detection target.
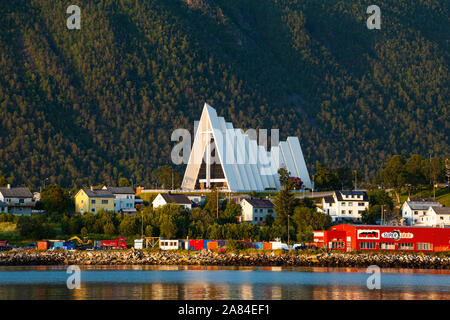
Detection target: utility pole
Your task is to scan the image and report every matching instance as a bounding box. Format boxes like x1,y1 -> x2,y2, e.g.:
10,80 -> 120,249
216,188 -> 219,219
287,214 -> 290,244
141,209 -> 144,239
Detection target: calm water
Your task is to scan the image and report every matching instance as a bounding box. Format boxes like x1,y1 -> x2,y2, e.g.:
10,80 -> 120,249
0,265 -> 449,300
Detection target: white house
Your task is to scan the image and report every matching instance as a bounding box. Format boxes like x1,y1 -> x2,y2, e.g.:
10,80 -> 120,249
159,239 -> 186,250
411,206 -> 450,227
401,197 -> 442,226
103,186 -> 136,214
0,185 -> 35,216
152,193 -> 193,210
240,198 -> 275,224
320,191 -> 369,223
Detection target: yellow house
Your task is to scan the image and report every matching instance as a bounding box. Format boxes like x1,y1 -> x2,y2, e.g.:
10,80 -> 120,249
74,188 -> 115,214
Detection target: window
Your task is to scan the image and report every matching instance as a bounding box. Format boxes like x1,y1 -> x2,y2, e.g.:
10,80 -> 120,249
342,210 -> 346,214
380,243 -> 395,250
260,217 -> 263,221
348,202 -> 353,206
414,211 -> 418,215
398,243 -> 414,250
91,199 -> 96,204
254,217 -> 258,221
358,202 -> 365,206
102,200 -> 108,204
330,242 -> 345,249
19,199 -> 24,203
91,208 -> 95,213
360,242 -> 376,249
417,243 -> 433,251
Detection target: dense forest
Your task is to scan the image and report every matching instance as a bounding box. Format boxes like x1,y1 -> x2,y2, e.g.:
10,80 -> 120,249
0,0 -> 448,189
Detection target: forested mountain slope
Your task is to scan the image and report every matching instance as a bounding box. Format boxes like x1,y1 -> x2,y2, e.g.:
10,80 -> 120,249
0,0 -> 448,187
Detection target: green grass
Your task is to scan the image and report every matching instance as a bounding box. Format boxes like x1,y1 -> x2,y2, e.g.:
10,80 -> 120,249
0,222 -> 16,233
437,192 -> 450,206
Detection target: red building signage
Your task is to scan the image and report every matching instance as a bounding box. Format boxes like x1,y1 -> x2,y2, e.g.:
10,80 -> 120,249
313,224 -> 450,252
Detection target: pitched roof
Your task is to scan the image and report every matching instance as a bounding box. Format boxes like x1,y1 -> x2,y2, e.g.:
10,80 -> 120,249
0,187 -> 33,198
81,189 -> 115,198
431,206 -> 450,215
244,198 -> 274,208
406,201 -> 441,210
103,186 -> 134,194
323,196 -> 335,204
408,197 -> 435,202
181,103 -> 312,192
335,190 -> 368,201
159,193 -> 192,205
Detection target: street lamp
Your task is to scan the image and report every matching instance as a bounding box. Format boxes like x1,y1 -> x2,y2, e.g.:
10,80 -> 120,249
43,178 -> 49,191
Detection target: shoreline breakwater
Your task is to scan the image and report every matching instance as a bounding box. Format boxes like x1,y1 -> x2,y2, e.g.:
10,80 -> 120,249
0,250 -> 449,269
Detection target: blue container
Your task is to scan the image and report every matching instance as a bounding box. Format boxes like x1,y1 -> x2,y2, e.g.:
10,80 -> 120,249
203,240 -> 211,249
63,242 -> 76,250
94,241 -> 102,250
218,240 -> 226,248
255,242 -> 264,250
53,241 -> 64,250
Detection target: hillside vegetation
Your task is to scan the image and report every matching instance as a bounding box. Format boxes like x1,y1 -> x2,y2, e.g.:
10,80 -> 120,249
0,0 -> 448,188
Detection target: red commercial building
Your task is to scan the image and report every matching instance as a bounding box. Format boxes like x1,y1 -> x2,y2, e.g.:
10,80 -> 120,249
313,224 -> 450,252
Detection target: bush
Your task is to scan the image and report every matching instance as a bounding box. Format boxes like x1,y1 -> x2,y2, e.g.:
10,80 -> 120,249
226,240 -> 248,251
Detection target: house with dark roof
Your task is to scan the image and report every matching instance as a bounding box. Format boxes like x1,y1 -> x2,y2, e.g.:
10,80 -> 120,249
152,193 -> 193,210
401,199 -> 442,226
320,190 -> 369,223
0,185 -> 35,215
74,187 -> 115,214
240,198 -> 275,224
102,186 -> 136,214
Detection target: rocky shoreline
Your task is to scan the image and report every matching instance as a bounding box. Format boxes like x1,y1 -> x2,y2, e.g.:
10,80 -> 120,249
0,250 -> 449,269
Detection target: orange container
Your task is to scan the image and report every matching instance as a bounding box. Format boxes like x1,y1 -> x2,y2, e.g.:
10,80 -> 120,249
37,241 -> 48,250
207,241 -> 218,250
263,242 -> 272,250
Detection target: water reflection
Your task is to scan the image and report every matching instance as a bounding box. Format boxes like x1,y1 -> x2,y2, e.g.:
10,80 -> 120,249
0,281 -> 449,300
0,265 -> 448,300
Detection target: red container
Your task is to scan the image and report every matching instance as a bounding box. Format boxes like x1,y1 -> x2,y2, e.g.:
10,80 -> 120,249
263,242 -> 272,250
189,240 -> 204,250
207,241 -> 218,250
37,241 -> 48,250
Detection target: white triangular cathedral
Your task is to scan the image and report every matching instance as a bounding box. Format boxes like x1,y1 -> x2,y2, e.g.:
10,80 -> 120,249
181,103 -> 312,192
